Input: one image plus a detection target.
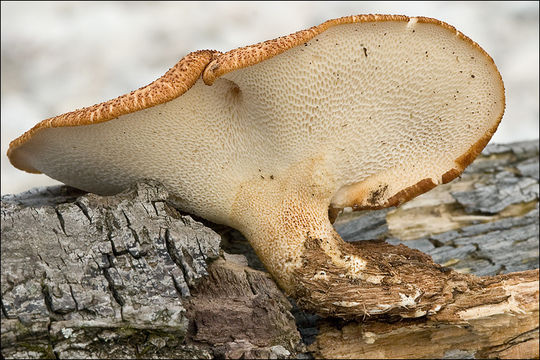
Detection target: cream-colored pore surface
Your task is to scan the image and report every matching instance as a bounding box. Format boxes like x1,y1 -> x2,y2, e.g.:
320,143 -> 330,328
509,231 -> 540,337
20,20 -> 503,226
223,20 -> 504,206
20,79 -> 248,225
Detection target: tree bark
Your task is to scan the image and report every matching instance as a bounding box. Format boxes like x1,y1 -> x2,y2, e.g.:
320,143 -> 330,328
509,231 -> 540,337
1,182 -> 301,359
1,140 -> 538,359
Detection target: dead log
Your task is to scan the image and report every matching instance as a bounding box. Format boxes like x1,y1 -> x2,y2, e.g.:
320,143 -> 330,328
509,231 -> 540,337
1,140 -> 538,359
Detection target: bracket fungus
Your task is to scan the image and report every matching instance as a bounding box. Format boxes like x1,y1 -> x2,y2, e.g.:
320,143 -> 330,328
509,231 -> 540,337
8,15 -> 505,318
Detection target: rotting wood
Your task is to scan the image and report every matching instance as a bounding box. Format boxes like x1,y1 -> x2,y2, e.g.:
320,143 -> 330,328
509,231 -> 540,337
310,269 -> 538,359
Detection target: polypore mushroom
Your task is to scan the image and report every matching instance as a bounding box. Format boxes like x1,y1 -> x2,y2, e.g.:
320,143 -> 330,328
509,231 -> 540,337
8,15 -> 504,313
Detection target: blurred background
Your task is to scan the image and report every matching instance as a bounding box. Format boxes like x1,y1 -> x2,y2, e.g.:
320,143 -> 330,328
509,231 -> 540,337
1,1 -> 538,195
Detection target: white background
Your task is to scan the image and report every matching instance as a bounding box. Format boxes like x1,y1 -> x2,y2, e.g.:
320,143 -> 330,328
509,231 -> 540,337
1,1 -> 538,194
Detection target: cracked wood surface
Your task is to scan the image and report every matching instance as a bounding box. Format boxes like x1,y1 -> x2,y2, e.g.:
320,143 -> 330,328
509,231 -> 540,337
1,140 -> 539,359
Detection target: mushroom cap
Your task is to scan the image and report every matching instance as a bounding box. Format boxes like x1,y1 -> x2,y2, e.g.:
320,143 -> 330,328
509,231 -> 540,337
7,15 -> 504,226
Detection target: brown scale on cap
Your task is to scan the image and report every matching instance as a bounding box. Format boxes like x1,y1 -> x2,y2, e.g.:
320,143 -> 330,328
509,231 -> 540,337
7,15 -> 505,309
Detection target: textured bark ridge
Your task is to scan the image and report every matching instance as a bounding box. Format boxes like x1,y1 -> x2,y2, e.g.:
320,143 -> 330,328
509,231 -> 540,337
1,140 -> 539,359
1,182 -> 300,359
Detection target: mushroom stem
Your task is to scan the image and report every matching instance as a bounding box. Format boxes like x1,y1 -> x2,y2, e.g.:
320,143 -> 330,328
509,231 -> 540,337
229,158 -> 338,294
228,161 -> 502,320
236,200 -> 339,295
235,195 -> 512,320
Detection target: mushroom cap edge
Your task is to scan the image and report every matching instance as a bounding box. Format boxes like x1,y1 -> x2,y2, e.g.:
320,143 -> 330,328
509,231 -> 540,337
7,49 -> 219,173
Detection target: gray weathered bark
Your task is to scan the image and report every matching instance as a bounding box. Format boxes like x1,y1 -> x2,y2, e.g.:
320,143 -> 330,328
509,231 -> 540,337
1,182 -> 301,359
2,140 -> 539,359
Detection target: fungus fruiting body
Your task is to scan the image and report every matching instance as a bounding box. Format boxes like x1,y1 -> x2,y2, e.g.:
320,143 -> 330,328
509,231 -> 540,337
8,15 -> 504,302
